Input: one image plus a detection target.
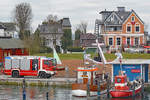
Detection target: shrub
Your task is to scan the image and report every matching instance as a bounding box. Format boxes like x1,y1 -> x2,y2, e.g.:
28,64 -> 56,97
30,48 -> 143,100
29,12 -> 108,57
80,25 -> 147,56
67,47 -> 84,52
40,46 -> 53,53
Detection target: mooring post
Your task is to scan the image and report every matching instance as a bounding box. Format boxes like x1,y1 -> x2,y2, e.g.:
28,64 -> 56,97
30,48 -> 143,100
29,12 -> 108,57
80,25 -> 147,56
97,81 -> 101,100
107,79 -> 110,98
46,92 -> 49,100
87,82 -> 90,99
23,78 -> 26,100
65,66 -> 69,80
65,66 -> 70,100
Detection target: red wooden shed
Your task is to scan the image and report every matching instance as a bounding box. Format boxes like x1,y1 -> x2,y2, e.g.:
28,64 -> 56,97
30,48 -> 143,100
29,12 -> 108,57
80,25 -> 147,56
0,39 -> 29,64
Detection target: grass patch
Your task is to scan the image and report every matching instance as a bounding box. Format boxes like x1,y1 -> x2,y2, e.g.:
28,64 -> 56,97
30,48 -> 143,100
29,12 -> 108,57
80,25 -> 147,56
104,53 -> 150,61
33,53 -> 83,60
32,52 -> 150,61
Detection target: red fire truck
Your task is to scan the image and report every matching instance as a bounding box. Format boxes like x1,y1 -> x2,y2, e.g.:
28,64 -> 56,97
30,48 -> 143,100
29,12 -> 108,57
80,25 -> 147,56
3,56 -> 57,78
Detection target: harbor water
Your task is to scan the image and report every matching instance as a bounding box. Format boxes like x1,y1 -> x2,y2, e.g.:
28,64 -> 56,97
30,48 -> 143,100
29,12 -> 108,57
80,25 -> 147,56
0,85 -> 149,100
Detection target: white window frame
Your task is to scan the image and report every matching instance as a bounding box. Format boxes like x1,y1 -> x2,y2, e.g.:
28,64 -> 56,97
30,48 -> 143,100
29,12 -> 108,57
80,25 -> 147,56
108,37 -> 113,46
131,16 -> 135,22
126,37 -> 131,45
135,23 -> 140,33
116,37 -> 122,46
126,24 -> 132,33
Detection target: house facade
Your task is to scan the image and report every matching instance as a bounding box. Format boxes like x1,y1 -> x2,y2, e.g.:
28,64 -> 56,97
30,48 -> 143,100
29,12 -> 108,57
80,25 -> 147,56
80,33 -> 97,47
95,7 -> 145,51
38,18 -> 71,49
0,22 -> 19,38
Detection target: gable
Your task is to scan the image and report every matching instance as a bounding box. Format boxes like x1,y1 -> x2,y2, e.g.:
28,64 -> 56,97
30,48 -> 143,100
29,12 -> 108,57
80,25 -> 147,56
104,12 -> 122,25
123,10 -> 144,25
122,10 -> 144,33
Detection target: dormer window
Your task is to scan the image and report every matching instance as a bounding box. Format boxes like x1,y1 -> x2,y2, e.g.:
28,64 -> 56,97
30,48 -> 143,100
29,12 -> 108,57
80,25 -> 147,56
131,16 -> 135,22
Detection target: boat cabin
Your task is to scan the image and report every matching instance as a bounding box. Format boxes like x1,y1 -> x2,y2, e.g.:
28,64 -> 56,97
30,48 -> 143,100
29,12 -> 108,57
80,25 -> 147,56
114,74 -> 129,90
76,67 -> 98,85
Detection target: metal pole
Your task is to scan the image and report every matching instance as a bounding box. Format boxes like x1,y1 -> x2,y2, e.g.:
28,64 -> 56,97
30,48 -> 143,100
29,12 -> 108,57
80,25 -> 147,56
107,79 -> 110,98
132,82 -> 135,98
119,58 -> 122,75
87,82 -> 90,99
97,81 -> 100,100
141,79 -> 144,98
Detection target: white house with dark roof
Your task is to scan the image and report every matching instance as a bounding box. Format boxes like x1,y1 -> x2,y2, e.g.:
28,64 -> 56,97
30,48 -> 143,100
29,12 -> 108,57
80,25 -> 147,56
38,18 -> 71,49
38,22 -> 64,48
0,22 -> 19,38
0,24 -> 6,37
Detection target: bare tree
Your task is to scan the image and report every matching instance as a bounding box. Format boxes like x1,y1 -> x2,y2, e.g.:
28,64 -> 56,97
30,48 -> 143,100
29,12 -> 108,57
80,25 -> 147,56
13,2 -> 32,39
46,14 -> 58,24
77,21 -> 88,34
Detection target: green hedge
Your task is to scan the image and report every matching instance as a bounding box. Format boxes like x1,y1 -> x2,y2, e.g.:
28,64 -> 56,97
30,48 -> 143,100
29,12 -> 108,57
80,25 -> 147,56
40,46 -> 53,53
67,47 -> 84,52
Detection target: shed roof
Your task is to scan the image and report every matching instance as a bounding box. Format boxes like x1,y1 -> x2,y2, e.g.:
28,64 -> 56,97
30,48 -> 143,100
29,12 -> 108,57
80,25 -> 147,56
0,39 -> 25,49
110,59 -> 150,64
38,23 -> 64,34
0,22 -> 16,31
80,33 -> 96,40
0,24 -> 6,29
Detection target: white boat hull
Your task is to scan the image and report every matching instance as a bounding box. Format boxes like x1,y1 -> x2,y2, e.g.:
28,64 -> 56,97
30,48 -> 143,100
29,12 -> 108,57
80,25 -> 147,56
72,89 -> 107,97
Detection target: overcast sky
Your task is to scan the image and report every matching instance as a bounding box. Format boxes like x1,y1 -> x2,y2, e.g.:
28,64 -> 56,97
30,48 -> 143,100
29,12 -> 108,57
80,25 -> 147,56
0,0 -> 150,34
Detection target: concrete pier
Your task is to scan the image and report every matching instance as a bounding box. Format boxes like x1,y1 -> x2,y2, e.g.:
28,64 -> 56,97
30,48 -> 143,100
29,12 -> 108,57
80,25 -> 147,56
0,75 -> 76,86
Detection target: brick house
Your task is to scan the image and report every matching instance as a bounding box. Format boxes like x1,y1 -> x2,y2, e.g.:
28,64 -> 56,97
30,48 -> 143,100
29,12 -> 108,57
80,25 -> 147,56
80,33 -> 97,47
95,7 -> 145,51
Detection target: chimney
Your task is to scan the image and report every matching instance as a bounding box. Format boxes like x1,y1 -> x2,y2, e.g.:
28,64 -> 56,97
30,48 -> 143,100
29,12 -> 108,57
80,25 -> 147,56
117,7 -> 125,12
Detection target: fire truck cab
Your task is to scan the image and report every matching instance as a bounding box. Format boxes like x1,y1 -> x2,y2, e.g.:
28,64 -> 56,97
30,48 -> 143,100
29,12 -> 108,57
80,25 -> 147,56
3,56 -> 57,78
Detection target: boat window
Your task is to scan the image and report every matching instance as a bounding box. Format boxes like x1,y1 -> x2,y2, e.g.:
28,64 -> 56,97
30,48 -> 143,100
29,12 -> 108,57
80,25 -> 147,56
83,72 -> 87,75
117,78 -> 122,83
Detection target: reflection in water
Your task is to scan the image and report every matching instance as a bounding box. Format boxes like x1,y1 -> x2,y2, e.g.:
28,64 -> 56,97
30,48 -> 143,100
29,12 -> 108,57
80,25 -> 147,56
0,85 -> 149,100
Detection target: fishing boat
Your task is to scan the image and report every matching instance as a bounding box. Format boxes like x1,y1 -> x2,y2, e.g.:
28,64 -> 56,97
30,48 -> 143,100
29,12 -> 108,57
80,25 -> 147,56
110,72 -> 142,98
72,66 -> 107,97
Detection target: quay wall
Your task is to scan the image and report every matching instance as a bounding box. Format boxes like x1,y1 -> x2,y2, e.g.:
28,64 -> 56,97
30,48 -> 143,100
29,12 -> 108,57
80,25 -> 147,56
0,77 -> 76,87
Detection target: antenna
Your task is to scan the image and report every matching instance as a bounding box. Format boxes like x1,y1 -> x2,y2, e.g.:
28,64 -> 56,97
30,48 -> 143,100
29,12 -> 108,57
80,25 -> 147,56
115,51 -> 123,75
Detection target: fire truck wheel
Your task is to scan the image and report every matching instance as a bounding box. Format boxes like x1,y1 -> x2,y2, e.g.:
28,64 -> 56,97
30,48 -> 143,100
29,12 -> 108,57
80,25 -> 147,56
39,71 -> 46,78
12,71 -> 19,78
46,74 -> 51,78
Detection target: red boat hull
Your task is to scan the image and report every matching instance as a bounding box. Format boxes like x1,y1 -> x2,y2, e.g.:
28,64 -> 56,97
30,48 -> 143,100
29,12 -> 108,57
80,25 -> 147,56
110,86 -> 142,98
